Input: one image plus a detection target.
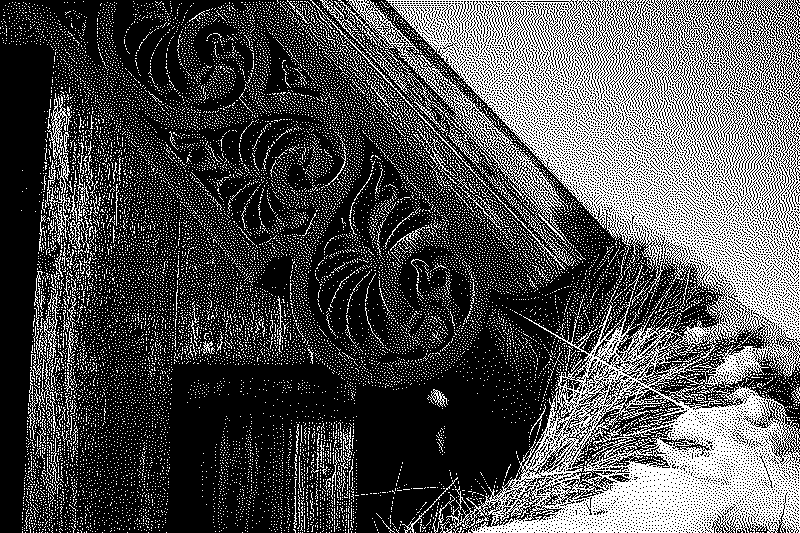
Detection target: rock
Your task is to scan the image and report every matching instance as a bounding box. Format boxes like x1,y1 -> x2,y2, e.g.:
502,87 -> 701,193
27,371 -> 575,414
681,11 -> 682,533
427,388 -> 449,409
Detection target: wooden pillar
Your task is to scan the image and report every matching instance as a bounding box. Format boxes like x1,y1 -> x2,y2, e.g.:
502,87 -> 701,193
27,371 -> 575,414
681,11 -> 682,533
23,72 -> 180,532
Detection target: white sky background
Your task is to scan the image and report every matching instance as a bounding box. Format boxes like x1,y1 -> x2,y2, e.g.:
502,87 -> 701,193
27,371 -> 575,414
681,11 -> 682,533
391,1 -> 800,338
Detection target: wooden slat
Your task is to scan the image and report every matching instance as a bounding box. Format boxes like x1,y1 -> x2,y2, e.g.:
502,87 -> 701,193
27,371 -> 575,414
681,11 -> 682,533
294,421 -> 356,533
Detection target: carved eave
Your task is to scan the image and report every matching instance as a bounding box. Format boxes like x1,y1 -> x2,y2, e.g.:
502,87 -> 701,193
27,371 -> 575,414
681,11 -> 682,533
14,0 -> 610,387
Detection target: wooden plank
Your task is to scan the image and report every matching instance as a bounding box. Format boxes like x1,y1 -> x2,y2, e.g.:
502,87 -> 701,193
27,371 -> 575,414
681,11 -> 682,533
23,71 -> 178,532
205,415 -> 296,533
294,421 -> 356,533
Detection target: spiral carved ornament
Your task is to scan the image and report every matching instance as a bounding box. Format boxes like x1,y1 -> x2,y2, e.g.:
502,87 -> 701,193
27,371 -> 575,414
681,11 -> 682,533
62,1 -> 482,386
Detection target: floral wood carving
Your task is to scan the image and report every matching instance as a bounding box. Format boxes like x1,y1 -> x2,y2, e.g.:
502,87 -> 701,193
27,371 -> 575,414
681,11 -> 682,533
110,2 -> 321,110
310,142 -> 473,366
113,2 -> 254,111
158,114 -> 346,244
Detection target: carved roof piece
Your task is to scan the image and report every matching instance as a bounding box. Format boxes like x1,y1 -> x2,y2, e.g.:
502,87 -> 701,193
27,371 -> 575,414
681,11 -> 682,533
14,0 -> 612,386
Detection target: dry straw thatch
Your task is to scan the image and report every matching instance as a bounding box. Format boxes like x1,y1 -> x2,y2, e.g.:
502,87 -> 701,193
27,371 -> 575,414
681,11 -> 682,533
391,239 -> 769,533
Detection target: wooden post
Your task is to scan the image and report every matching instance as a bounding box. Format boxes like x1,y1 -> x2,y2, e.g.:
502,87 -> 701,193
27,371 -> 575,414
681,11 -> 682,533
23,73 -> 180,532
294,421 -> 356,533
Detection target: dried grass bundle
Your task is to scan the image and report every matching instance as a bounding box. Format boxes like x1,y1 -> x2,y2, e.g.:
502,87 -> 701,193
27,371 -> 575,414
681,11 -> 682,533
446,327 -> 730,532
394,240 -> 748,533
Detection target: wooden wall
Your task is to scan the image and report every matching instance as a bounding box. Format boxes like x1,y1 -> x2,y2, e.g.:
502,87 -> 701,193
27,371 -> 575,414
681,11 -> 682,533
23,65 -> 319,533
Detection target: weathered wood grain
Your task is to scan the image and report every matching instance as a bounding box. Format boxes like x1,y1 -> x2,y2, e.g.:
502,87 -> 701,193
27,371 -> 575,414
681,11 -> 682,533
174,211 -> 307,365
294,421 -> 356,533
24,76 -> 179,532
23,63 -> 334,533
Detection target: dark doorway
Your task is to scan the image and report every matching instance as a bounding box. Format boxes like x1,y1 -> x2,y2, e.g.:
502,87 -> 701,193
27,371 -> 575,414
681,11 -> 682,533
6,43 -> 55,531
170,363 -> 355,533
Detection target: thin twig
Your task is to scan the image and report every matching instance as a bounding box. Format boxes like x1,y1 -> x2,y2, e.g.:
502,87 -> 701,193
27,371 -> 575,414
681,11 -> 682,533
407,478 -> 459,530
502,306 -> 693,413
358,486 -> 444,497
390,462 -> 404,523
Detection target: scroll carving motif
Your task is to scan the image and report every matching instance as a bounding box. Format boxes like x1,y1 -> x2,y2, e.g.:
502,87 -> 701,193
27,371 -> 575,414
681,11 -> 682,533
159,115 -> 346,244
281,57 -> 316,95
113,2 -> 254,111
310,143 -> 472,365
43,0 -> 483,385
59,8 -> 87,40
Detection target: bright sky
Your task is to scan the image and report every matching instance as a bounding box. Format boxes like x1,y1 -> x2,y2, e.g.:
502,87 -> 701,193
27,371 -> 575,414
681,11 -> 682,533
392,1 -> 799,337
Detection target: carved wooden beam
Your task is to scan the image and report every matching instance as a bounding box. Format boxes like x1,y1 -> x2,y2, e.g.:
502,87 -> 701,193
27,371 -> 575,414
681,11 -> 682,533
14,0 -> 611,388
